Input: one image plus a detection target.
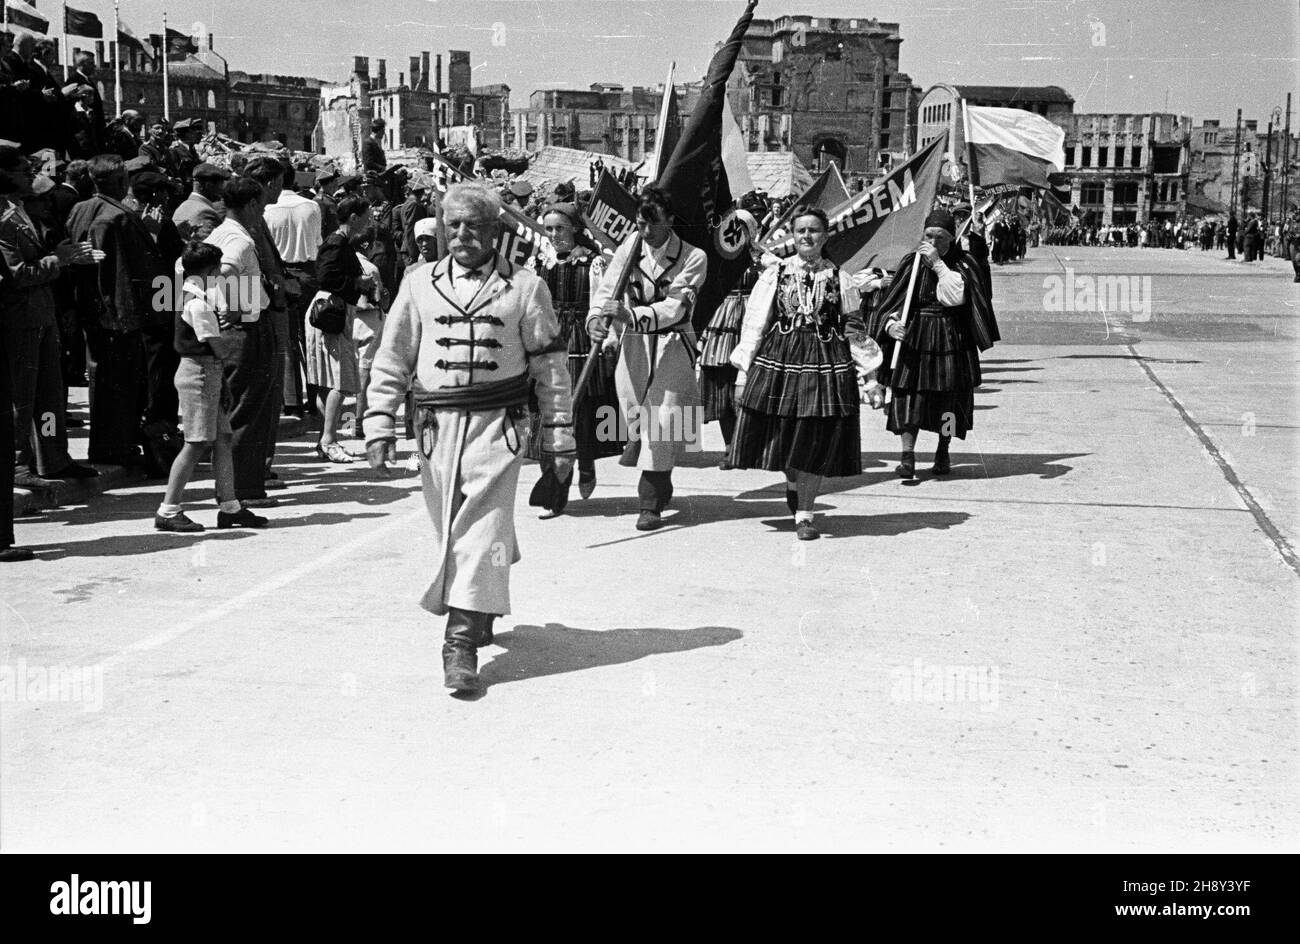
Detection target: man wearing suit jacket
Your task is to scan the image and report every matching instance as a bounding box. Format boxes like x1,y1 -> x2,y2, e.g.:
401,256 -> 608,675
27,39 -> 63,153
0,147 -> 99,485
172,161 -> 227,241
65,154 -> 170,466
66,53 -> 106,151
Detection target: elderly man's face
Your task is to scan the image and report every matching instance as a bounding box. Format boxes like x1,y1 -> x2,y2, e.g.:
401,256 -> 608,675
415,234 -> 437,259
444,200 -> 500,269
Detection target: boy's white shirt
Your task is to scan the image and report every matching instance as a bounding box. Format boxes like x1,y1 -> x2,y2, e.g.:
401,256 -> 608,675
181,276 -> 228,341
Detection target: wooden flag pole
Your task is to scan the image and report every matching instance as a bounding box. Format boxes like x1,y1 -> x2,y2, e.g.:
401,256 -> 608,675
113,1 -> 122,118
572,232 -> 642,407
161,11 -> 170,121
882,248 -> 923,406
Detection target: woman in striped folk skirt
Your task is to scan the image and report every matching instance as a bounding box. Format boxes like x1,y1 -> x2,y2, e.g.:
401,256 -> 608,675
532,204 -> 619,505
867,208 -> 997,479
698,253 -> 761,468
728,208 -> 884,541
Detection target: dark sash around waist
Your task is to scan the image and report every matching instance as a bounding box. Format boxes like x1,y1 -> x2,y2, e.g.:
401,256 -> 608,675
414,373 -> 529,411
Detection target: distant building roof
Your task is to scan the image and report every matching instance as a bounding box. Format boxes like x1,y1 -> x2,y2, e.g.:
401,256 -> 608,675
745,151 -> 813,199
167,58 -> 226,83
954,85 -> 1074,105
521,146 -> 639,188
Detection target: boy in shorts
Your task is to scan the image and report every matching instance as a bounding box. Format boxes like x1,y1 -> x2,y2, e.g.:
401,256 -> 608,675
155,242 -> 269,531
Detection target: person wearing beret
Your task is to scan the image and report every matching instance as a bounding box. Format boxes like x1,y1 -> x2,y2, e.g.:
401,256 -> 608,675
172,162 -> 228,242
866,208 -> 998,479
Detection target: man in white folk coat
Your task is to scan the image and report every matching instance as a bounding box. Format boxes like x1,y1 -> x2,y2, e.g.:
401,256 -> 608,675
588,186 -> 708,531
364,183 -> 575,693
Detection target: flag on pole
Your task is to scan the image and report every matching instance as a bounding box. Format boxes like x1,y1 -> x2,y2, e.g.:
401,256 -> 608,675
64,5 -> 104,37
653,0 -> 759,333
820,133 -> 949,273
760,163 -> 851,251
584,169 -> 639,252
2,1 -> 50,34
641,62 -> 679,184
165,26 -> 198,59
965,105 -> 1066,191
117,17 -> 147,55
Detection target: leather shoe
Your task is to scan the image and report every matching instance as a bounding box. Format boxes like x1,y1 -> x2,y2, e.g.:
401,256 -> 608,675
932,451 -> 951,475
635,509 -> 664,531
13,470 -> 60,490
155,511 -> 204,533
796,520 -> 820,541
0,546 -> 36,562
578,471 -> 596,499
50,462 -> 99,479
217,508 -> 268,529
442,642 -> 481,692
897,452 -> 916,479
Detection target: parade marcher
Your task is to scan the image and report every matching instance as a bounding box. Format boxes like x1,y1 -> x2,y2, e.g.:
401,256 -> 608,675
587,186 -> 708,532
306,195 -> 372,462
868,208 -> 998,480
727,207 -> 883,541
698,209 -> 761,465
155,242 -> 266,531
350,231 -> 388,444
362,182 -> 576,693
398,175 -> 430,265
536,202 -> 617,504
1,251 -> 36,561
403,217 -> 440,276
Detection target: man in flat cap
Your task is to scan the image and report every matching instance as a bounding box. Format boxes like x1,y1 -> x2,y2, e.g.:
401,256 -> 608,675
172,162 -> 228,242
169,119 -> 204,194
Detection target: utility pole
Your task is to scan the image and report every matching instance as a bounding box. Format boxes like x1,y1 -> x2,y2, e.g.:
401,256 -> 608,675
1229,108 -> 1242,217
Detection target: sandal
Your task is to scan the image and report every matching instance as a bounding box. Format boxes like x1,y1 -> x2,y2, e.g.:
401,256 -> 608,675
315,442 -> 357,463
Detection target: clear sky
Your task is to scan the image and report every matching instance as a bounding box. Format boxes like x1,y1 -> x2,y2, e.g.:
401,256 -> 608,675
48,0 -> 1300,127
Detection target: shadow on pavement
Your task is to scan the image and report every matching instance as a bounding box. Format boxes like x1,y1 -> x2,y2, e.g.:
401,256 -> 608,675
476,622 -> 743,690
1055,354 -> 1204,364
25,529 -> 254,560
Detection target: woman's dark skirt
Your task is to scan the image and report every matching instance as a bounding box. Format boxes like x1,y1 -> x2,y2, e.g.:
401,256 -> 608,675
728,324 -> 862,476
879,309 -> 980,439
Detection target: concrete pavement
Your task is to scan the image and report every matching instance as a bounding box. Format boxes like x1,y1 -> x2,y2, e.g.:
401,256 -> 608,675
2,246 -> 1296,852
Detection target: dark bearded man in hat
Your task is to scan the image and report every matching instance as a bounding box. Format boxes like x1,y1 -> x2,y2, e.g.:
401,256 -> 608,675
867,208 -> 997,479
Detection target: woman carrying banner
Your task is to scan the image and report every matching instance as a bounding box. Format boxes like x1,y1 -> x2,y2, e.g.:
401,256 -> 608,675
533,203 -> 619,505
728,207 -> 884,541
867,208 -> 998,479
587,187 -> 708,532
698,207 -> 762,466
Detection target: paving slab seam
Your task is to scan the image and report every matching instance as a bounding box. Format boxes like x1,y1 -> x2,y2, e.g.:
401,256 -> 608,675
1127,342 -> 1300,577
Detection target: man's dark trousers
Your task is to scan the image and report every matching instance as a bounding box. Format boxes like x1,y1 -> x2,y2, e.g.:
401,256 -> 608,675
225,317 -> 276,501
84,323 -> 145,463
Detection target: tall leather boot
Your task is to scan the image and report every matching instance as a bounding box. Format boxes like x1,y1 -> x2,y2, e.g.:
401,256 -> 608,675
443,607 -> 483,692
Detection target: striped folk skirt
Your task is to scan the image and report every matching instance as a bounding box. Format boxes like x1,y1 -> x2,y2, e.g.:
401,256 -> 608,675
728,324 -> 862,477
698,292 -> 746,424
879,307 -> 981,439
